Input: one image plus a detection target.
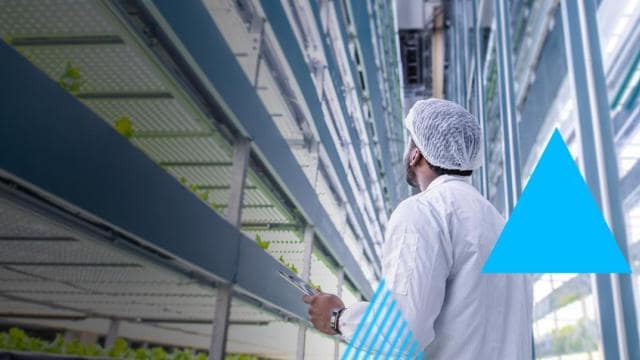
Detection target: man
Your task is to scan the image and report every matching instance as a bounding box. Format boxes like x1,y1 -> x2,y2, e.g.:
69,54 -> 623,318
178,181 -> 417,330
303,99 -> 532,359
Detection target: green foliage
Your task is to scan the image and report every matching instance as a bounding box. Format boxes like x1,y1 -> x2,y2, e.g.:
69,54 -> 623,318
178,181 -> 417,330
171,349 -> 193,360
133,347 -> 151,360
83,343 -> 104,357
115,116 -> 135,139
557,293 -> 580,308
549,319 -> 597,356
278,255 -> 298,274
7,328 -> 29,351
288,263 -> 298,274
65,339 -> 89,356
0,327 -> 222,359
308,280 -> 321,292
151,347 -> 168,360
176,177 -> 221,211
225,354 -> 259,360
255,234 -> 270,250
108,337 -> 130,358
58,62 -> 85,94
43,334 -> 65,354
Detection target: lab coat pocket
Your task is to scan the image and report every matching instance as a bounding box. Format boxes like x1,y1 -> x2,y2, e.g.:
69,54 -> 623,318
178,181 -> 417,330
385,233 -> 418,295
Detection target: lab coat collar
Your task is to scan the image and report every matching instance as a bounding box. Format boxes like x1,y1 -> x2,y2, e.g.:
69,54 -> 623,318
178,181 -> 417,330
425,174 -> 472,192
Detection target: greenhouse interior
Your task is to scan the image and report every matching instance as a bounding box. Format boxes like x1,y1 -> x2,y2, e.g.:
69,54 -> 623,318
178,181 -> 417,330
0,0 -> 640,359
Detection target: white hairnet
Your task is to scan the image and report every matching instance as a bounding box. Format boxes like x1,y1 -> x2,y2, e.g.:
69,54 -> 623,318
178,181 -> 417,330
405,98 -> 482,171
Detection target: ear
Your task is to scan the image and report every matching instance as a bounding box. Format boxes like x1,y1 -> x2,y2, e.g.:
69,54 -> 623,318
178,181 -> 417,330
409,148 -> 422,167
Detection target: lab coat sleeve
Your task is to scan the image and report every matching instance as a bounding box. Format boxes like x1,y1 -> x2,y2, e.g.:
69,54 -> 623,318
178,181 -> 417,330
338,199 -> 452,357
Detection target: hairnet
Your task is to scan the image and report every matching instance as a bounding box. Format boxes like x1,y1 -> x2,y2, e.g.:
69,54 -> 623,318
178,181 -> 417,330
405,98 -> 483,171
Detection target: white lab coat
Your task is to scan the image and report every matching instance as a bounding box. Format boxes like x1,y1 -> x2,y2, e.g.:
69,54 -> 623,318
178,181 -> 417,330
340,175 -> 533,359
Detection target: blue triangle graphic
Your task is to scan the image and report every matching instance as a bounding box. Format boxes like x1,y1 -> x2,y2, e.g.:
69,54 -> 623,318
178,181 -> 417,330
482,129 -> 631,273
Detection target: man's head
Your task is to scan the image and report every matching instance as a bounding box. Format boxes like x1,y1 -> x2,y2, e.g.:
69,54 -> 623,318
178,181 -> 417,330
403,99 -> 482,190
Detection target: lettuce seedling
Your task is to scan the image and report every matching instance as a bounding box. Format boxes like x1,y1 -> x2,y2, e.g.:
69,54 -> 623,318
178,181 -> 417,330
255,234 -> 270,250
115,116 -> 135,139
58,62 -> 85,94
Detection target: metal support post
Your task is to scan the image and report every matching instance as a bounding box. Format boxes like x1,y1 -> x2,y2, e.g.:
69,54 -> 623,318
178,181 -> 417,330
472,0 -> 489,198
451,0 -> 461,104
296,225 -> 315,360
459,0 -> 469,107
432,5 -> 445,99
334,268 -> 345,360
209,138 -> 251,360
252,19 -> 265,88
104,319 -> 120,349
560,1 -> 640,359
226,138 -> 251,226
494,0 -> 522,215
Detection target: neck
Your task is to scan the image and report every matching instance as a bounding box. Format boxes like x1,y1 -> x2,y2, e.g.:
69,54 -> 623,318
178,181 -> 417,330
417,173 -> 440,192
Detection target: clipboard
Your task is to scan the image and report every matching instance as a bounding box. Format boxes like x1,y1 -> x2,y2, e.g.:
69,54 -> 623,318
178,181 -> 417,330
279,270 -> 317,296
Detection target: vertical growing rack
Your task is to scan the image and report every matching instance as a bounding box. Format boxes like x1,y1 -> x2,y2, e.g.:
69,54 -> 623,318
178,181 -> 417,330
0,0 -> 405,358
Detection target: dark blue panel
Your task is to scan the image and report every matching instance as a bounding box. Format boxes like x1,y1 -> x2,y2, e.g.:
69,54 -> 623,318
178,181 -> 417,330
260,0 -> 381,268
150,0 -> 372,297
236,235 -> 308,319
0,41 -> 238,283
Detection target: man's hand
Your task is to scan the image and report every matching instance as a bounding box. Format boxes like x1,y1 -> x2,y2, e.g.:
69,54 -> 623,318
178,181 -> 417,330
303,292 -> 345,335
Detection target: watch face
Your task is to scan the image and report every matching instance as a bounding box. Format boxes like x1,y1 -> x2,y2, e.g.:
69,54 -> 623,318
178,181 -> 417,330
330,311 -> 338,326
330,309 -> 342,331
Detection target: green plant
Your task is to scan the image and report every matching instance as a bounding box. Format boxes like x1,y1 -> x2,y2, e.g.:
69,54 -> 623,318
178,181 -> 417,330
557,293 -> 580,308
225,354 -> 259,360
278,255 -> 298,274
309,280 -> 321,292
84,343 -> 104,357
7,327 -> 29,351
151,347 -> 168,360
177,177 -> 221,211
108,337 -> 130,358
58,62 -> 85,94
65,339 -> 86,356
43,334 -> 65,354
171,349 -> 193,360
209,199 -> 221,212
115,116 -> 135,139
0,327 -> 221,359
255,234 -> 270,250
549,319 -> 597,356
133,347 -> 151,360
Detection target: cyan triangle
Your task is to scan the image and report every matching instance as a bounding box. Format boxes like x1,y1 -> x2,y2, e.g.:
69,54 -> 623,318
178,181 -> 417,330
482,129 -> 631,273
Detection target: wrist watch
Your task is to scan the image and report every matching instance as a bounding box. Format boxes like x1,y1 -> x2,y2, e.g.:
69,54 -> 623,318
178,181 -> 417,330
329,307 -> 346,334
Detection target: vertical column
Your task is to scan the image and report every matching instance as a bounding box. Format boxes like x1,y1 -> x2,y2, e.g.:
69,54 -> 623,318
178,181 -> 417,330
296,225 -> 315,360
450,0 -> 461,103
252,18 -> 266,88
104,319 -> 120,349
494,2 -> 532,356
472,0 -> 489,198
209,138 -> 251,360
334,268 -> 345,360
560,1 -> 640,359
459,0 -> 468,107
493,0 -> 522,215
432,5 -> 445,99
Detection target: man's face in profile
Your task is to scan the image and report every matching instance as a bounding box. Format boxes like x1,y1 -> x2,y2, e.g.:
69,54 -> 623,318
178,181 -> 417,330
404,136 -> 419,188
